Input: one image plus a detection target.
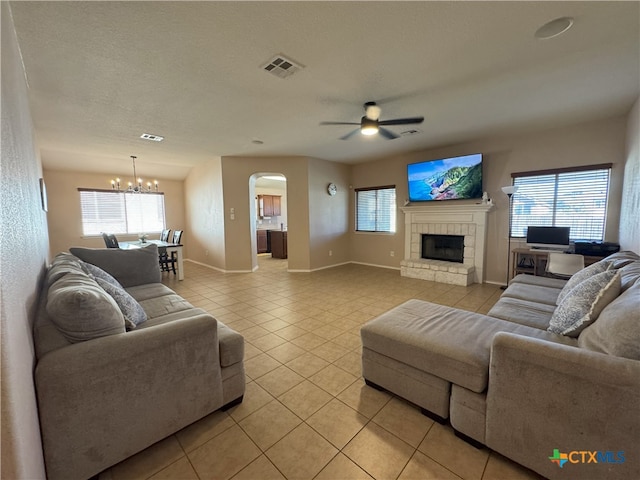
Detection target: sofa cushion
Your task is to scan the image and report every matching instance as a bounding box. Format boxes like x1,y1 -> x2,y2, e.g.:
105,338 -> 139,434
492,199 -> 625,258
46,272 -> 125,343
487,297 -> 555,330
578,283 -> 640,360
500,283 -> 561,306
509,274 -> 567,289
556,260 -> 609,305
126,283 -> 176,302
619,261 -> 640,291
70,245 -> 161,287
548,270 -> 621,337
138,294 -> 197,320
96,278 -> 147,329
602,250 -> 640,269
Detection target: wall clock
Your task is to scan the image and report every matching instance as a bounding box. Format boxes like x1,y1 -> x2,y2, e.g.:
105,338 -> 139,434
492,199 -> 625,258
327,183 -> 337,196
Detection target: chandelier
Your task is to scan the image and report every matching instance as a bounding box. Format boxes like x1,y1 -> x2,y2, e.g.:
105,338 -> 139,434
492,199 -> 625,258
111,155 -> 158,193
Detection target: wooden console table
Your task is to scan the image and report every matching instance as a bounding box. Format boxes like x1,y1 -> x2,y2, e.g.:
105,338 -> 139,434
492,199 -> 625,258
511,248 -> 602,280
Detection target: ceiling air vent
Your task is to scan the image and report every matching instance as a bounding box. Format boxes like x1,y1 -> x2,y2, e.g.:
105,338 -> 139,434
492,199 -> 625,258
140,133 -> 164,142
262,55 -> 303,79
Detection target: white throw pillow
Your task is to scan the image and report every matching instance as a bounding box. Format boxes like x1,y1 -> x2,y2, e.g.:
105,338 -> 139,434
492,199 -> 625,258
548,270 -> 621,337
556,261 -> 609,305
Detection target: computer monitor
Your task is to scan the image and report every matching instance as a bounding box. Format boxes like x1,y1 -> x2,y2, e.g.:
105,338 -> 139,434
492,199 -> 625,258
526,226 -> 570,251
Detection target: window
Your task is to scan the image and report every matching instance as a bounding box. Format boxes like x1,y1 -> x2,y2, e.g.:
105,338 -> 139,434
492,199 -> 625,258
356,186 -> 396,233
79,189 -> 166,236
510,164 -> 611,241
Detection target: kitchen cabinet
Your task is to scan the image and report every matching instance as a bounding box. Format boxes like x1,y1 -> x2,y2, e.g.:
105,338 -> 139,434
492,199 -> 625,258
258,195 -> 281,217
270,231 -> 287,259
257,230 -> 268,254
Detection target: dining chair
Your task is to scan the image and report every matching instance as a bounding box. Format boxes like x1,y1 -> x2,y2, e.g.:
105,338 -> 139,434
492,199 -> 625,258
160,230 -> 184,274
102,233 -> 119,248
158,229 -> 172,271
546,252 -> 585,279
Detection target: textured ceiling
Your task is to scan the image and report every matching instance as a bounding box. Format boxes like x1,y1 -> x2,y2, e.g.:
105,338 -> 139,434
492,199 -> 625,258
10,1 -> 640,180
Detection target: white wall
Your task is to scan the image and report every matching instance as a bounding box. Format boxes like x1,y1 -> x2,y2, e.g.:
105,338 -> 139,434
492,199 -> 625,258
184,157 -> 226,269
1,3 -> 48,477
620,98 -> 640,252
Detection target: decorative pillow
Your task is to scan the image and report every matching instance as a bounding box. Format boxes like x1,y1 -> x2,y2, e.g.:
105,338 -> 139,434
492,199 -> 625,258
95,277 -> 147,330
548,270 -> 621,337
80,260 -> 120,287
578,283 -> 640,360
556,261 -> 610,305
46,272 -> 125,343
45,253 -> 86,286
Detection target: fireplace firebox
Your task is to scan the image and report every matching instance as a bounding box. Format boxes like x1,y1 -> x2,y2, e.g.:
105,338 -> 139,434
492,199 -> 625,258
422,234 -> 464,263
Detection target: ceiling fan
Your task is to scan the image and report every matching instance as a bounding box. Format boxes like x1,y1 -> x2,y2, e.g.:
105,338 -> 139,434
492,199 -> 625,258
320,101 -> 424,140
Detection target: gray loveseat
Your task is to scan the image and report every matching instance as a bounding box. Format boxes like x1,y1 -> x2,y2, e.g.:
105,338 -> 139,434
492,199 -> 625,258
361,251 -> 640,480
33,245 -> 245,480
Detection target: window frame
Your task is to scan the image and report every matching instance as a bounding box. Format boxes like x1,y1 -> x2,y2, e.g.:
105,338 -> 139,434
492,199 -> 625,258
78,188 -> 166,237
509,163 -> 611,241
355,185 -> 397,234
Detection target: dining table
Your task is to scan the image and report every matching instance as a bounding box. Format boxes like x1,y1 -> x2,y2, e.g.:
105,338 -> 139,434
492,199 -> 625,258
119,239 -> 184,280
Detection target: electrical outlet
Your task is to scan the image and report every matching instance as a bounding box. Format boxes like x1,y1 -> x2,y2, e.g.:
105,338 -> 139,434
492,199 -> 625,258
329,250 -> 333,256
205,250 -> 209,256
390,251 -> 395,257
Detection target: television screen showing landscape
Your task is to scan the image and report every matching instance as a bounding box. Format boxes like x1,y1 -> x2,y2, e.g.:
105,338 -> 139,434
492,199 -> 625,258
407,153 -> 483,202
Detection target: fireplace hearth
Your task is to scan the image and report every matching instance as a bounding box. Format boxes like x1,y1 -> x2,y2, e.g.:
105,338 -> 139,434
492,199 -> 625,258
422,234 -> 464,263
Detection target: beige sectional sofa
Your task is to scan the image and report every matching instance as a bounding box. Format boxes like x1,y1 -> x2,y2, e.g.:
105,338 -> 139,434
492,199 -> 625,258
33,245 -> 245,480
361,251 -> 639,480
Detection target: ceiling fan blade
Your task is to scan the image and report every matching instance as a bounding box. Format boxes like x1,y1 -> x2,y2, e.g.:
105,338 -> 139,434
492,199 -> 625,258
320,121 -> 361,126
339,129 -> 362,140
378,127 -> 400,140
379,116 -> 424,126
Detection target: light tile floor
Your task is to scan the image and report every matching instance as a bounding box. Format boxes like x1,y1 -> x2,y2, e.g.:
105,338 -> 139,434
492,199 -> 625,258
99,256 -> 545,480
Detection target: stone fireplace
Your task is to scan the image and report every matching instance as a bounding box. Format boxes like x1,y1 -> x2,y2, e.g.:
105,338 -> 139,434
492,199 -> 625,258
400,203 -> 494,285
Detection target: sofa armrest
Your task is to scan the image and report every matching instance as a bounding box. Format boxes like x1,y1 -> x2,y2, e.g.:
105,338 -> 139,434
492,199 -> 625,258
35,313 -> 224,480
486,332 -> 640,480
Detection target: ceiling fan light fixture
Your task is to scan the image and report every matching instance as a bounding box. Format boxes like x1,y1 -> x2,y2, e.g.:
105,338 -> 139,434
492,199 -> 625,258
361,117 -> 379,136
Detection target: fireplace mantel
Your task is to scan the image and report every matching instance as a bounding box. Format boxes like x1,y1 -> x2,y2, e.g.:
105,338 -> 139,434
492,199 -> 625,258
401,202 -> 495,285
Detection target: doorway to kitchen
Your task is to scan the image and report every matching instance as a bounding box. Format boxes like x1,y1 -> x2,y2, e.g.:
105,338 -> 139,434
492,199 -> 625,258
253,173 -> 288,269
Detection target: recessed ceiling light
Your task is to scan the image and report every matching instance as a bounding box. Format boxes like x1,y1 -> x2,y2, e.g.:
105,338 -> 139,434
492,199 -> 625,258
535,17 -> 574,40
140,133 -> 164,142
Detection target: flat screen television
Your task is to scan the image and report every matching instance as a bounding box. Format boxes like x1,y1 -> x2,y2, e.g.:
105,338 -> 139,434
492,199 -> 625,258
526,226 -> 571,251
407,153 -> 483,202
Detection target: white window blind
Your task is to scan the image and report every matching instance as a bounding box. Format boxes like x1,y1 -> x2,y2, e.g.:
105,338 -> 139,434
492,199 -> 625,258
79,189 -> 166,236
510,165 -> 610,241
356,186 -> 396,233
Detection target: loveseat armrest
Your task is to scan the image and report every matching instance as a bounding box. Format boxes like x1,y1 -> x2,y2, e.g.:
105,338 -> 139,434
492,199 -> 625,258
35,313 -> 224,480
486,332 -> 640,480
